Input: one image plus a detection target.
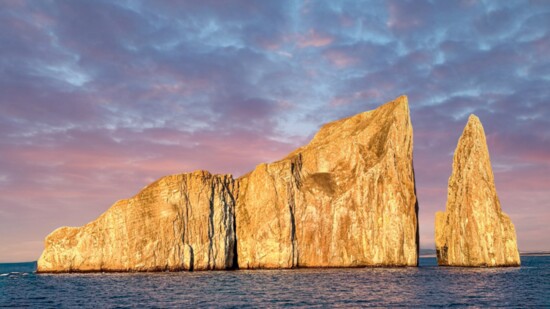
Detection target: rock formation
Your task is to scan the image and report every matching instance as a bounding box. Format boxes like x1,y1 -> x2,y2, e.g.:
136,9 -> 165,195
37,172 -> 237,272
37,95 -> 419,272
236,95 -> 418,268
435,115 -> 520,267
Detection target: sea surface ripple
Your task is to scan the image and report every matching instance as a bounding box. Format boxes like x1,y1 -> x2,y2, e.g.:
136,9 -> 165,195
1,257 -> 549,308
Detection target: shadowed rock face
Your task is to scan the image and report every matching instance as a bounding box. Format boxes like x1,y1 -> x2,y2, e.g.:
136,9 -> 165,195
435,115 -> 520,267
37,96 -> 418,272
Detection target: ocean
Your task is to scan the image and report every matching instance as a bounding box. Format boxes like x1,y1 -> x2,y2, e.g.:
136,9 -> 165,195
1,257 -> 549,308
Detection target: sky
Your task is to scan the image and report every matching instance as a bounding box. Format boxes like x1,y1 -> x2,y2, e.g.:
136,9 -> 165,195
1,0 -> 549,262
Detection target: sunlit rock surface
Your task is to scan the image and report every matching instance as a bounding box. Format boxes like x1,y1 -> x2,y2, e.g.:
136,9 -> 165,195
236,96 -> 418,268
37,172 -> 237,272
435,115 -> 520,267
37,96 -> 419,272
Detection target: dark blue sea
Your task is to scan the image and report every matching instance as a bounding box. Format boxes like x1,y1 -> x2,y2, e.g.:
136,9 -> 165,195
1,257 -> 549,308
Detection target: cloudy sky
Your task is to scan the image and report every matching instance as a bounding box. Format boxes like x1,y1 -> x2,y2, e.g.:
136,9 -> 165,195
1,0 -> 549,262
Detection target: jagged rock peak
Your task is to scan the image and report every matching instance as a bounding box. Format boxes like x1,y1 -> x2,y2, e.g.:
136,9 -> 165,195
435,114 -> 520,267
236,95 -> 418,268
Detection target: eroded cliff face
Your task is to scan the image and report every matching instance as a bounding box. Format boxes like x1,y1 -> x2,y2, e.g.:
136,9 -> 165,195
435,115 -> 520,267
37,171 -> 237,272
236,95 -> 418,268
37,95 -> 419,272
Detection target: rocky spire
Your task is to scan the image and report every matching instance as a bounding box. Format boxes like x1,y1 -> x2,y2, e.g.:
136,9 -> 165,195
435,115 -> 520,267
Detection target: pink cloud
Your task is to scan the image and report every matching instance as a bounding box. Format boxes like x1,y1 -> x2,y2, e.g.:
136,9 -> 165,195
324,50 -> 358,68
297,29 -> 334,48
329,96 -> 352,107
386,2 -> 423,30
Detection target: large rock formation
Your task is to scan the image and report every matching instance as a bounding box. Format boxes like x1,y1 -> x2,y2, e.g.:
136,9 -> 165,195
236,95 -> 418,268
435,115 -> 520,267
37,95 -> 419,272
37,172 -> 237,272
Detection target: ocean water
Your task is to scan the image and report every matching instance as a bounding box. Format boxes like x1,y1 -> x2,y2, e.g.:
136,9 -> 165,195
1,257 -> 549,308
